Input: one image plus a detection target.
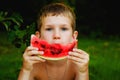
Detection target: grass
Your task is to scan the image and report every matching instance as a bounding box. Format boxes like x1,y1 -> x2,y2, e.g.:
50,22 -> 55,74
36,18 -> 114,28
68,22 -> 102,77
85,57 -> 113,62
78,38 -> 120,80
0,32 -> 120,80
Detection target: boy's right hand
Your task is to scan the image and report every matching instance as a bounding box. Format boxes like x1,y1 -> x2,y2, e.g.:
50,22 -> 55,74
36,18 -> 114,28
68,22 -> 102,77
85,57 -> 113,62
22,46 -> 45,71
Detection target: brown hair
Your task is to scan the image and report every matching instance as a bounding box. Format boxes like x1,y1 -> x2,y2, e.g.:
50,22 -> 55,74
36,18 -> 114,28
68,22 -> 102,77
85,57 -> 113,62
37,3 -> 76,32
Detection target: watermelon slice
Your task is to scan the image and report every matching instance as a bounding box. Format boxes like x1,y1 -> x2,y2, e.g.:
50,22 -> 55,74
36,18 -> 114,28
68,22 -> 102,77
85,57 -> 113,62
30,34 -> 77,60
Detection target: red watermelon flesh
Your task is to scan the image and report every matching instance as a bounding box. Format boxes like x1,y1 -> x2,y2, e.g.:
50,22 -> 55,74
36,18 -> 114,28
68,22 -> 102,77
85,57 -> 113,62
30,34 -> 77,60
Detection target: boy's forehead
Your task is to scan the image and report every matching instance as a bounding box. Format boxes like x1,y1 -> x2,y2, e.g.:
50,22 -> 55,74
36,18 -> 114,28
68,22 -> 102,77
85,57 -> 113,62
42,15 -> 71,25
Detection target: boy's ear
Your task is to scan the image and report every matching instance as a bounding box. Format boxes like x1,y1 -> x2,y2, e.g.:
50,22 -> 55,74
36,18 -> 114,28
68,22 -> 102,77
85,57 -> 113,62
73,31 -> 78,48
35,31 -> 41,38
73,31 -> 78,39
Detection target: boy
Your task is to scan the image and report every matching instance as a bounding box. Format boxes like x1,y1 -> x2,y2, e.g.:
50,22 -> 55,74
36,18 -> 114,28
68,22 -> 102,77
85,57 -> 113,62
18,3 -> 89,80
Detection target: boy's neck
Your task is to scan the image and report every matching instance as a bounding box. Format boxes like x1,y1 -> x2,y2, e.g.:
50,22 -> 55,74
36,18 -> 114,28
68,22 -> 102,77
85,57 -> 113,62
45,59 -> 67,67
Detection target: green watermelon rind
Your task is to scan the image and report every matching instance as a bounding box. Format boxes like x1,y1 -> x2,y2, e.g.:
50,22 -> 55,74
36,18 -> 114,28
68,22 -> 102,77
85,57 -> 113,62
38,55 -> 67,60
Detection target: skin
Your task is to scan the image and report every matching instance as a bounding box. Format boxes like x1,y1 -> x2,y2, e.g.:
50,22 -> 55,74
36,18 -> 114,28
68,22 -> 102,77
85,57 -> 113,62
18,15 -> 89,80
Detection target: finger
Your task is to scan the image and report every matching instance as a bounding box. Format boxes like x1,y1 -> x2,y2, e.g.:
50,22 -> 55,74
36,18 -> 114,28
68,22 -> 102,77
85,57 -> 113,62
28,50 -> 44,56
29,56 -> 46,62
30,60 -> 45,64
26,46 -> 38,51
73,48 -> 88,55
68,55 -> 83,63
68,55 -> 89,64
68,52 -> 89,63
68,51 -> 84,59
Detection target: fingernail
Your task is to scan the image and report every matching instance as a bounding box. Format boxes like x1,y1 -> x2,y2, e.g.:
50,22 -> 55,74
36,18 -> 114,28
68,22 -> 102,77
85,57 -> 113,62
68,52 -> 71,55
73,48 -> 76,51
41,51 -> 44,54
35,48 -> 39,50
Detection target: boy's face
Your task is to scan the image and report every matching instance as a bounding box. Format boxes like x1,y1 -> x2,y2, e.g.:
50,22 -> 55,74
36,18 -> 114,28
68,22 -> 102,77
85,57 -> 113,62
38,15 -> 77,45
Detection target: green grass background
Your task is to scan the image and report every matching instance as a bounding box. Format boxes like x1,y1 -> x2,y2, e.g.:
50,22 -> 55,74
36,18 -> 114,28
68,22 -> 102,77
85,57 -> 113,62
0,32 -> 120,80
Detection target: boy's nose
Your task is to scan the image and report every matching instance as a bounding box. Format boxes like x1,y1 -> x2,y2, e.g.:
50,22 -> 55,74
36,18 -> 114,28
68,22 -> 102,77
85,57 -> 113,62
53,30 -> 60,39
54,36 -> 60,39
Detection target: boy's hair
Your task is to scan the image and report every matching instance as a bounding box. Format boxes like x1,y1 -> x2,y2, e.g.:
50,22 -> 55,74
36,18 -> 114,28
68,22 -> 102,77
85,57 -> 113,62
37,3 -> 76,32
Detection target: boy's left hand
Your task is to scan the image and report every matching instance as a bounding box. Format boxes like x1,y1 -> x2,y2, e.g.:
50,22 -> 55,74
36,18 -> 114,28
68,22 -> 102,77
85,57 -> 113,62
68,48 -> 89,73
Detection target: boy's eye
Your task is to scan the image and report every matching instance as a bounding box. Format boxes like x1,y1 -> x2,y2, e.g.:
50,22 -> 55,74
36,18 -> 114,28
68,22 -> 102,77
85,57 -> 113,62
61,28 -> 68,31
45,28 -> 52,31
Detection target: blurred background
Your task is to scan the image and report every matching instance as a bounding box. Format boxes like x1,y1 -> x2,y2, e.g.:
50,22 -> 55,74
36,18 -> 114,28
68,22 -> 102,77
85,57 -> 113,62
0,0 -> 120,80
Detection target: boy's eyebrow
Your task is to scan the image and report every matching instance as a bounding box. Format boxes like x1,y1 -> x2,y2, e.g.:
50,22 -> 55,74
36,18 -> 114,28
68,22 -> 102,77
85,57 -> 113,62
45,25 -> 53,27
60,24 -> 70,27
44,24 -> 70,28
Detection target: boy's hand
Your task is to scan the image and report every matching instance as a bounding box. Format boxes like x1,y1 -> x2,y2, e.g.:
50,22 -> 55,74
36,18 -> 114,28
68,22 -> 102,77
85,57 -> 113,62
22,46 -> 46,71
68,48 -> 89,73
